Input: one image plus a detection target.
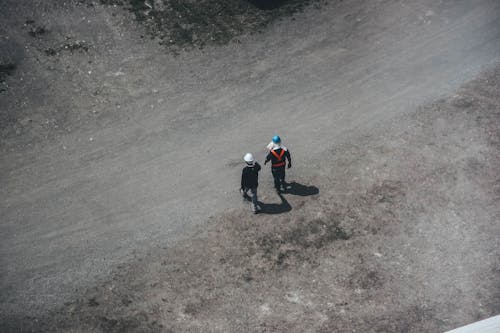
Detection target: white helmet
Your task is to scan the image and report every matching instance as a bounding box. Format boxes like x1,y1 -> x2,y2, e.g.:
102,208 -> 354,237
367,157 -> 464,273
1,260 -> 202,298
243,153 -> 255,165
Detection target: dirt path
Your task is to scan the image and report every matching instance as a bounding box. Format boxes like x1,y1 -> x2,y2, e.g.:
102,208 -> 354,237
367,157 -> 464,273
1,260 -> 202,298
1,0 -> 499,331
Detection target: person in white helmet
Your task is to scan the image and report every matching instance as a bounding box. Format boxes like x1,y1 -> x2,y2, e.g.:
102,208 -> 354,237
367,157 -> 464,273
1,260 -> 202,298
241,153 -> 261,214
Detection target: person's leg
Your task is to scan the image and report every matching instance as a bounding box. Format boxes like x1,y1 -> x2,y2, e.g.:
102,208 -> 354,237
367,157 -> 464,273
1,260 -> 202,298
271,168 -> 280,191
241,187 -> 249,201
250,187 -> 258,213
278,167 -> 286,191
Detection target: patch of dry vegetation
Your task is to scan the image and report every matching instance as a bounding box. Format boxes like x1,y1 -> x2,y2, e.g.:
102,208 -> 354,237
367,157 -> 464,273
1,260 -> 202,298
97,0 -> 323,50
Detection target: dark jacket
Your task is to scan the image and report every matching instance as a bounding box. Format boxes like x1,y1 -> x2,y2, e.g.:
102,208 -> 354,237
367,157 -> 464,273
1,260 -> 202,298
265,148 -> 291,168
241,162 -> 261,189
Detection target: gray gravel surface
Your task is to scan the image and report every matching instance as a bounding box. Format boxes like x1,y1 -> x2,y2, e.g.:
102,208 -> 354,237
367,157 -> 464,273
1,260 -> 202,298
1,0 -> 499,331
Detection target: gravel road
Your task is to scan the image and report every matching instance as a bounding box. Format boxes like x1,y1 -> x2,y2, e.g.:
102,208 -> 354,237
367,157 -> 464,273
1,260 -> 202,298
1,0 -> 499,331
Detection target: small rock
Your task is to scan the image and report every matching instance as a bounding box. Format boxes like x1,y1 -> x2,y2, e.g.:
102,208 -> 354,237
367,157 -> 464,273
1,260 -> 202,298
259,303 -> 271,314
425,10 -> 435,17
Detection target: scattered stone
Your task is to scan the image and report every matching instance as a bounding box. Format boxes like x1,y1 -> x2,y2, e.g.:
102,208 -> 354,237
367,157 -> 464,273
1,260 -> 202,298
44,40 -> 91,56
44,48 -> 58,56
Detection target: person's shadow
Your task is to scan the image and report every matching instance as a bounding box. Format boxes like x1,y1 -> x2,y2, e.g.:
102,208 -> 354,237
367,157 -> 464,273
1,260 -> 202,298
257,193 -> 291,214
283,181 -> 319,196
256,182 -> 318,214
247,0 -> 287,10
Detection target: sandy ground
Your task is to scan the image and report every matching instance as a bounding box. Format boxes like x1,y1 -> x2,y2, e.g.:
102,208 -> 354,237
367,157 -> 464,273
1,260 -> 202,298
0,0 -> 499,332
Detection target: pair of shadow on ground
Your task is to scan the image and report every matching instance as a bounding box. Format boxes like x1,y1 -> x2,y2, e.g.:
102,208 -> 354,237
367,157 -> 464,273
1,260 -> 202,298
244,181 -> 319,214
247,0 -> 288,10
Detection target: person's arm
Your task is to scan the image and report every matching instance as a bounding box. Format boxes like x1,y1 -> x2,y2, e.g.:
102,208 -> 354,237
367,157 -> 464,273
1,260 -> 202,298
286,150 -> 292,168
255,162 -> 261,172
241,169 -> 245,189
264,152 -> 271,165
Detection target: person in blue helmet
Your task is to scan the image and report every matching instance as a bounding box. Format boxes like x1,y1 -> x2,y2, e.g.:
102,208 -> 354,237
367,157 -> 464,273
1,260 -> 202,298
264,135 -> 292,193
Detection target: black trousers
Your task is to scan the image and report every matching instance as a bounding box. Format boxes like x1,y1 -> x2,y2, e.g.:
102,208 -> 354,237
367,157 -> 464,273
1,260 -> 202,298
271,167 -> 286,189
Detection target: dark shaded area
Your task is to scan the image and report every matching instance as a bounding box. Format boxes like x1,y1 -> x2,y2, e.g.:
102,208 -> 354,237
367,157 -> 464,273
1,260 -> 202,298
284,181 -> 319,196
256,213 -> 350,268
28,26 -> 46,37
0,38 -> 23,95
97,0 -> 322,50
257,193 -> 292,214
0,63 -> 16,93
244,182 -> 317,214
0,63 -> 16,80
248,0 -> 287,10
285,216 -> 350,249
24,18 -> 47,37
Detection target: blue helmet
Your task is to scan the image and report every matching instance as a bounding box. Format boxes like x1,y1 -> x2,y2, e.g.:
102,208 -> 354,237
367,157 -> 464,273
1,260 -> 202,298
272,135 -> 281,144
